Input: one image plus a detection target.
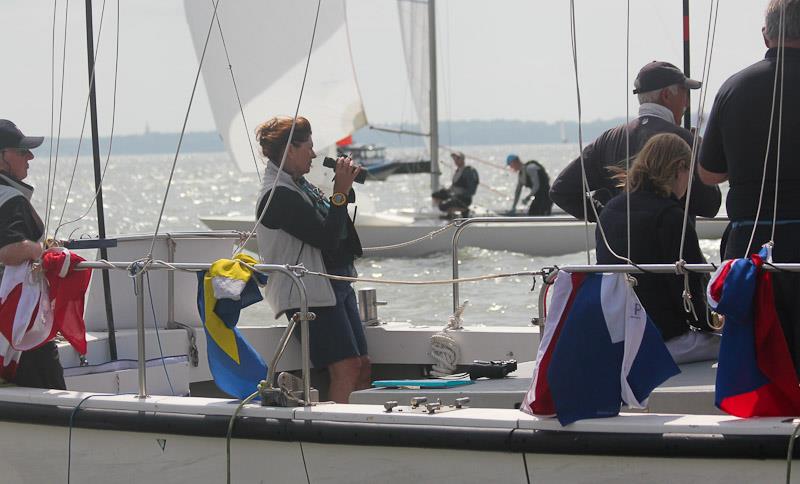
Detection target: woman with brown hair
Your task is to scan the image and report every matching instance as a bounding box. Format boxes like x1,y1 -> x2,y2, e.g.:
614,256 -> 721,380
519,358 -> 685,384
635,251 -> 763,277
254,116 -> 369,403
596,132 -> 719,364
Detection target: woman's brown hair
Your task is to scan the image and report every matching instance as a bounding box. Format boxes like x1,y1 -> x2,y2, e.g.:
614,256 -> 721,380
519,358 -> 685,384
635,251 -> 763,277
612,133 -> 691,197
255,116 -> 312,163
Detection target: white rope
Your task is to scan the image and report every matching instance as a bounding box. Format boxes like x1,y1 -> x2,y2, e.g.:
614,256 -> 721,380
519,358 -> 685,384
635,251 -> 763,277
429,333 -> 460,377
361,221 -> 458,253
746,1 -> 787,258
429,300 -> 468,377
769,3 -> 788,245
568,0 -> 592,264
567,2 -> 633,269
304,269 -> 542,286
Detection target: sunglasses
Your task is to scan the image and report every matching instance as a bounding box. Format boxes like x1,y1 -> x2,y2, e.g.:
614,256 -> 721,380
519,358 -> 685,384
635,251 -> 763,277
2,148 -> 32,156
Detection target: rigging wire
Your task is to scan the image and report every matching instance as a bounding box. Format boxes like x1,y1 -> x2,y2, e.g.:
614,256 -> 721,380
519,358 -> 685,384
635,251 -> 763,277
625,0 -> 631,263
443,0 -> 453,147
52,0 -> 110,241
567,0 -> 592,264
233,0 -> 325,257
46,0 -> 59,239
57,0 -> 121,234
745,1 -> 787,258
678,0 -> 720,261
769,4 -> 788,245
145,0 -> 224,260
209,0 -> 262,183
568,0 -> 631,266
45,0 -> 72,239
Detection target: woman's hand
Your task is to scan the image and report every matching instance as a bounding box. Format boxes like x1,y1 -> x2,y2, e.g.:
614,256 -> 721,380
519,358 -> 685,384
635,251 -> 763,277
332,156 -> 361,195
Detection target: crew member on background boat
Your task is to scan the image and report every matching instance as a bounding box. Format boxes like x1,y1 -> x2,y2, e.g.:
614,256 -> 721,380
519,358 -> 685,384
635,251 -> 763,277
505,154 -> 552,215
597,133 -> 719,364
549,61 -> 721,222
699,0 -> 800,373
254,116 -> 370,403
0,119 -> 66,389
431,151 -> 479,218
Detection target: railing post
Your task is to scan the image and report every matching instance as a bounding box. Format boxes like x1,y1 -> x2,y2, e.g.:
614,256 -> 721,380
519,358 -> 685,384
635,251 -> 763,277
451,221 -> 469,312
134,269 -> 147,399
166,234 -> 177,328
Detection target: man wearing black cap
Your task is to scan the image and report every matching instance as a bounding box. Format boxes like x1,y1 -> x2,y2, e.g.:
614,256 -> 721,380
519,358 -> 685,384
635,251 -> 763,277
0,119 -> 66,390
699,0 -> 800,374
431,151 -> 479,218
549,61 -> 721,222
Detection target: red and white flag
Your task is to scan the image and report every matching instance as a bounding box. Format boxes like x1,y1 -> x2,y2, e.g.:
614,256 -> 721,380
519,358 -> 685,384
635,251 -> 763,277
0,248 -> 91,381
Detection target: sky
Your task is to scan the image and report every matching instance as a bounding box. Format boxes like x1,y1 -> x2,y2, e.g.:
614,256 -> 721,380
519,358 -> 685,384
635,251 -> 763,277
2,0 -> 769,138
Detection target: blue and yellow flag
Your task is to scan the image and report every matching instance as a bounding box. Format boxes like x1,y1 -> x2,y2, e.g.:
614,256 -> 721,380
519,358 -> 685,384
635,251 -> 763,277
196,254 -> 268,399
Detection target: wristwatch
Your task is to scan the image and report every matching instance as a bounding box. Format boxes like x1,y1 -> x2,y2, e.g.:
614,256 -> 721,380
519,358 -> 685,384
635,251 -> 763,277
330,192 -> 348,207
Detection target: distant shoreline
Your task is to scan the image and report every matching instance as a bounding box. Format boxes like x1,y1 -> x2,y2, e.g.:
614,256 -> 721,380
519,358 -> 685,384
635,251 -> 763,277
49,116 -> 699,155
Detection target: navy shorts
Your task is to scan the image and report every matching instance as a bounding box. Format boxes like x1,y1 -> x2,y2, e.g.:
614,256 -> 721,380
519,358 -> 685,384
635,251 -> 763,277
287,279 -> 368,368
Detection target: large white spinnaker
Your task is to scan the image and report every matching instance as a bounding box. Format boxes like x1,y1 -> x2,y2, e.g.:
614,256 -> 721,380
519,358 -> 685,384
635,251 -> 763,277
183,0 -> 366,179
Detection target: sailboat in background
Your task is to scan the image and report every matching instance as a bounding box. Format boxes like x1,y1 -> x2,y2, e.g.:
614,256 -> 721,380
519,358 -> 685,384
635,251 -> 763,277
191,0 -> 725,257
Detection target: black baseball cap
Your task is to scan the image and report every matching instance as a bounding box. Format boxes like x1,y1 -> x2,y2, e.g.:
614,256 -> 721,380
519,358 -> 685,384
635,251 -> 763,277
632,61 -> 702,94
0,120 -> 44,150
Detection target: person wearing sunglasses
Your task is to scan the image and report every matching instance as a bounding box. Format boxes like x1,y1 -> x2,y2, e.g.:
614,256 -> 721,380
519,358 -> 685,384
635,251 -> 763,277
0,119 -> 66,390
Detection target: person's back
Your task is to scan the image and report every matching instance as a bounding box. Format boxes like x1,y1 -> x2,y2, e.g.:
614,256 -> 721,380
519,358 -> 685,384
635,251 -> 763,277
597,133 -> 716,363
597,191 -> 708,341
698,0 -> 800,372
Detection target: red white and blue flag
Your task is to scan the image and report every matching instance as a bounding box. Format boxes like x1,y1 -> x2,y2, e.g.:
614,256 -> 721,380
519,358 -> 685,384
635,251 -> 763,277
0,248 -> 91,381
708,246 -> 800,417
521,271 -> 680,425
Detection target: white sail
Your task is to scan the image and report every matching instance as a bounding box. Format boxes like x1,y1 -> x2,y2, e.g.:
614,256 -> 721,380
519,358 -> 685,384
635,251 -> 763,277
396,0 -> 431,136
183,0 -> 366,174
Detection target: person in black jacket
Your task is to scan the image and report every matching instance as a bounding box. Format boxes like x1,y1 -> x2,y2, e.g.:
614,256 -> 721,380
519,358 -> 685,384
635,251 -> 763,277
699,0 -> 800,373
596,133 -> 719,364
431,151 -> 479,218
550,61 -> 721,222
0,119 -> 66,389
254,116 -> 369,403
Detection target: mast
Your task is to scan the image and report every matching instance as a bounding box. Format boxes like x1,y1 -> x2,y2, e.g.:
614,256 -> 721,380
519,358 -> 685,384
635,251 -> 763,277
428,0 -> 440,191
84,0 -> 118,360
682,0 -> 691,130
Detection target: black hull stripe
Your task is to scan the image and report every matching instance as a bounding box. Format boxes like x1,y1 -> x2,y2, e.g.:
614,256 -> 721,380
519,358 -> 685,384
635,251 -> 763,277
0,401 -> 793,459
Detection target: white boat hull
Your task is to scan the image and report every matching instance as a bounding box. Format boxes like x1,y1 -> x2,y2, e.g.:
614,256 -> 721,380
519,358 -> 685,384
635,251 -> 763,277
0,389 -> 795,484
200,214 -> 728,257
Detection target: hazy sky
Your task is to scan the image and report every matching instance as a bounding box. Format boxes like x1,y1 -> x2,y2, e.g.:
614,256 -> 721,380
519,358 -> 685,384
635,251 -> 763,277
3,0 -> 769,138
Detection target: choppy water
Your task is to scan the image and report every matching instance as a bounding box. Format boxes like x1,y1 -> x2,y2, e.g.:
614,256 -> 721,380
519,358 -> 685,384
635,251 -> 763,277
27,143 -> 721,327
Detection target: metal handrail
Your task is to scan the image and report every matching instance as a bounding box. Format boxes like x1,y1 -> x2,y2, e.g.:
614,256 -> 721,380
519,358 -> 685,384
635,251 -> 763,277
450,216 -> 590,312
450,216 -> 731,312
75,260 -> 312,404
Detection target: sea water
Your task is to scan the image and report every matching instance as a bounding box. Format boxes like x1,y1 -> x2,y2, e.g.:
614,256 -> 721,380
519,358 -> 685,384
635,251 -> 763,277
27,143 -> 722,327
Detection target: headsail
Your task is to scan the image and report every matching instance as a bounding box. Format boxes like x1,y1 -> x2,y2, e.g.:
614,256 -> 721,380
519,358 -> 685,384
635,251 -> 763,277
183,0 -> 367,174
396,0 -> 431,137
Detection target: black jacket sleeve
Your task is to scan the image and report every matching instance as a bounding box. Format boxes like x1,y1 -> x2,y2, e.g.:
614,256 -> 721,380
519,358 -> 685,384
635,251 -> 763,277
549,142 -> 610,222
684,170 -> 722,218
0,197 -> 40,249
257,187 -> 350,251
